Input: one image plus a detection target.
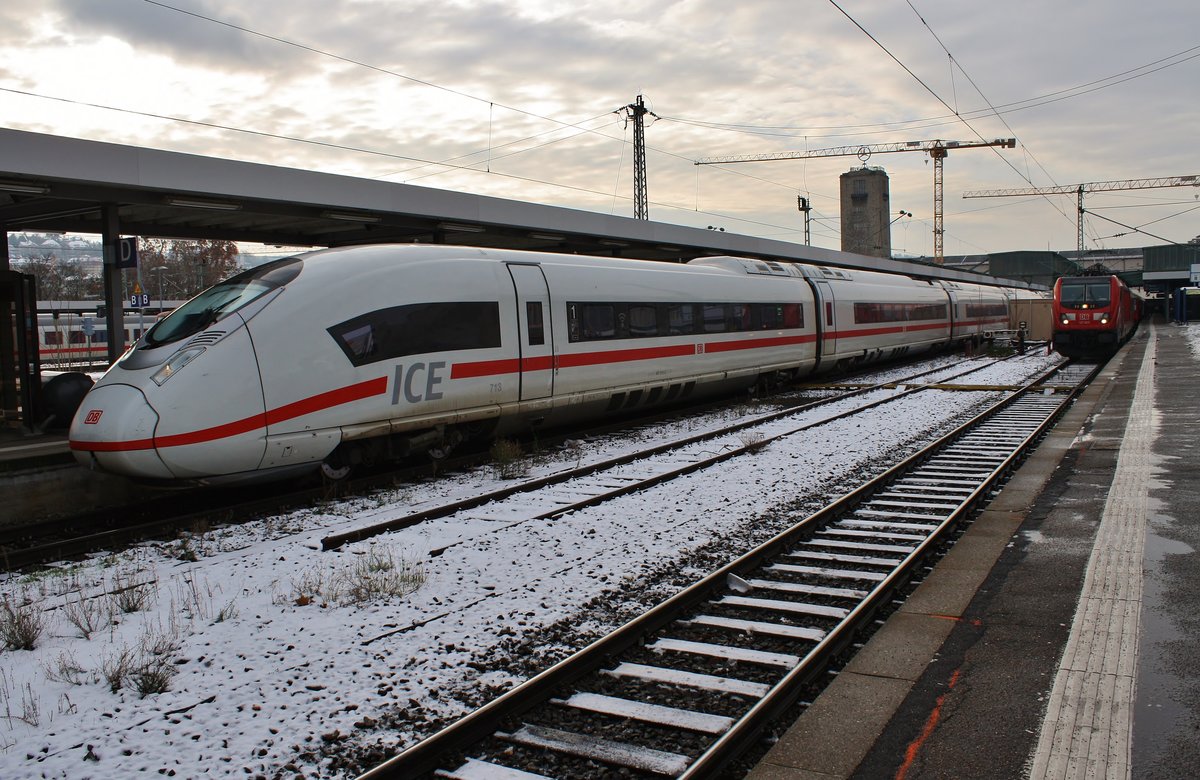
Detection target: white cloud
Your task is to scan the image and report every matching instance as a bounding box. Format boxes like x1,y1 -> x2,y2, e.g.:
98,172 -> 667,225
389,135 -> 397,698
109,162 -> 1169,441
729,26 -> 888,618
2,0 -> 1198,254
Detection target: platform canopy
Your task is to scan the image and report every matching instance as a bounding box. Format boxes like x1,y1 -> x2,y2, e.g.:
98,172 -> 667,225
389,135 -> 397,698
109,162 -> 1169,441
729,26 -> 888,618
0,128 -> 1033,287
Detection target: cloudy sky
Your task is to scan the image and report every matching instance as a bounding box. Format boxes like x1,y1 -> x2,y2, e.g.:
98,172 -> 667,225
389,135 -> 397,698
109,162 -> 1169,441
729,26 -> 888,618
2,0 -> 1197,257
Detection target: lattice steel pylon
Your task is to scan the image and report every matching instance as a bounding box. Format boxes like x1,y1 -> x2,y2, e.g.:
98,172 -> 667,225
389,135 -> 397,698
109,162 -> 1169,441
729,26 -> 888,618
696,138 -> 1016,263
619,95 -> 657,221
963,175 -> 1200,252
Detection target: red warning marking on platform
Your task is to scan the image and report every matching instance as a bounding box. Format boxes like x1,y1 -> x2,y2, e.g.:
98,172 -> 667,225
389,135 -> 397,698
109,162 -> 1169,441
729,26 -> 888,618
896,668 -> 962,780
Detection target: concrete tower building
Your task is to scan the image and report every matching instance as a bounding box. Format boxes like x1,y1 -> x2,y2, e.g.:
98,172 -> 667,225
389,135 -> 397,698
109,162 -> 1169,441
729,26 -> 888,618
840,167 -> 891,258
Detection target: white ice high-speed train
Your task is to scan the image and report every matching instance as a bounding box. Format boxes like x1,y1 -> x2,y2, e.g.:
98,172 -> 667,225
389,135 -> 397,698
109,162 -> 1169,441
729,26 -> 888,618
69,244 -> 1015,484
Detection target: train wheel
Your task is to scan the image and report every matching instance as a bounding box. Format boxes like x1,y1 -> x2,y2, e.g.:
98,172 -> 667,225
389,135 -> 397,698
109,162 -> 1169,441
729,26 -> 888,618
320,448 -> 353,481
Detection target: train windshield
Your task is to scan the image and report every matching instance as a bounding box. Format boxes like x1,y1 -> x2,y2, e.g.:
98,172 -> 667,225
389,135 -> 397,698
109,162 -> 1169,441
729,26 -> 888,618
144,257 -> 303,348
1059,280 -> 1111,309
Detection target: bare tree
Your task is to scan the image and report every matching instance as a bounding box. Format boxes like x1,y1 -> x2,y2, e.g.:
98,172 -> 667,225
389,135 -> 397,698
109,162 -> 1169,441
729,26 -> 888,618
137,239 -> 242,302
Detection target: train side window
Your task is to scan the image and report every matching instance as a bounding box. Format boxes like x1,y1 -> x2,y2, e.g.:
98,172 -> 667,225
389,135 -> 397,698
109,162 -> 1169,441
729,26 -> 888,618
754,303 -> 788,330
93,330 -> 107,344
628,304 -> 657,337
910,303 -> 947,321
68,330 -> 86,344
44,331 -> 62,346
526,301 -> 545,346
702,304 -> 726,333
667,304 -> 695,335
338,324 -> 376,362
581,304 -> 616,340
328,302 -> 501,367
727,304 -> 749,332
783,303 -> 802,328
966,303 -> 1006,318
825,302 -> 834,327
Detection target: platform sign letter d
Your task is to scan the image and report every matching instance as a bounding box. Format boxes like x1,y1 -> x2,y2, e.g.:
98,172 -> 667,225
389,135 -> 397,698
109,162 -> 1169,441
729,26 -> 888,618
117,237 -> 138,269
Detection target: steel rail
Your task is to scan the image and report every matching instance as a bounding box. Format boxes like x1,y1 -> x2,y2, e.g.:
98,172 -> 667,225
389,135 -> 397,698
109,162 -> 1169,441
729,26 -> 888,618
0,356 -> 1005,571
323,356 -> 1014,551
356,359 -> 1098,779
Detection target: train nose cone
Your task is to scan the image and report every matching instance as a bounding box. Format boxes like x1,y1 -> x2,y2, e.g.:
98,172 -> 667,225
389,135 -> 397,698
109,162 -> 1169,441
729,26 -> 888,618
69,384 -> 174,479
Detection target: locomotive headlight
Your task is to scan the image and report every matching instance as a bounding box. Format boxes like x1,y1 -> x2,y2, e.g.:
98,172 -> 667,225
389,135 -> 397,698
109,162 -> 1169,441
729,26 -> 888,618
1100,315 -> 1109,324
151,346 -> 206,386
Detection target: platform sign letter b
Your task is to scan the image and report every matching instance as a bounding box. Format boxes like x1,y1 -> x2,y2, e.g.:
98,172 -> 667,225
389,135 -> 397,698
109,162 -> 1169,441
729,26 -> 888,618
117,237 -> 138,269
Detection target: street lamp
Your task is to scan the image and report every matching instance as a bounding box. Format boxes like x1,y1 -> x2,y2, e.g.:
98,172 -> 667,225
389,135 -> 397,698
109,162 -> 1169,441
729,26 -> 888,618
151,266 -> 166,314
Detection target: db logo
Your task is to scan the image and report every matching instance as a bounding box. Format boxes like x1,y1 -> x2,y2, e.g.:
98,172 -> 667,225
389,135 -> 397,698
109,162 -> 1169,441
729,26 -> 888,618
84,410 -> 103,425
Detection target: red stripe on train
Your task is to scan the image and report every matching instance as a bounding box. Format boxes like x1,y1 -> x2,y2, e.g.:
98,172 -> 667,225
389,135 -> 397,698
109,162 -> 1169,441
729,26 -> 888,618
70,376 -> 388,453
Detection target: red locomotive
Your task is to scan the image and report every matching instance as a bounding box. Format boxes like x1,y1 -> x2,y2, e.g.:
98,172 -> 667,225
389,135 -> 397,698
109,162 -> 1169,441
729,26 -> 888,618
1052,275 -> 1139,358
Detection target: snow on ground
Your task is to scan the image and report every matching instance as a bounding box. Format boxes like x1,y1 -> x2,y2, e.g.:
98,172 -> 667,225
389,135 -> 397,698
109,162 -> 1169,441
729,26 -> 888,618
0,352 -> 1062,778
1180,320 -> 1200,356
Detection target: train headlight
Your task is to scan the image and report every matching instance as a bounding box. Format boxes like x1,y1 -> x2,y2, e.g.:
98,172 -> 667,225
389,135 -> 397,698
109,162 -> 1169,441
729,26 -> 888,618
151,347 -> 206,386
1100,315 -> 1110,324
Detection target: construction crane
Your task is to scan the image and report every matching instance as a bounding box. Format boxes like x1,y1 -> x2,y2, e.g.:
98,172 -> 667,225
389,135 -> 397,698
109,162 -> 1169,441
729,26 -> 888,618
696,138 -> 1017,263
963,175 -> 1200,252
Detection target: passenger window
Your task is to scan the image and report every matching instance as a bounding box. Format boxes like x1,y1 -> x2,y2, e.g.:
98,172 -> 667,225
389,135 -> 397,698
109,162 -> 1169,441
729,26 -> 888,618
581,304 -> 616,340
338,323 -> 376,361
628,305 -> 658,337
328,302 -> 501,367
702,304 -> 726,333
667,304 -> 695,335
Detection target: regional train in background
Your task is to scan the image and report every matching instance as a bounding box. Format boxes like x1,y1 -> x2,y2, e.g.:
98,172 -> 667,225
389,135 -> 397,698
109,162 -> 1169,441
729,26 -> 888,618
37,313 -> 163,366
69,244 -> 1037,485
1051,275 -> 1141,358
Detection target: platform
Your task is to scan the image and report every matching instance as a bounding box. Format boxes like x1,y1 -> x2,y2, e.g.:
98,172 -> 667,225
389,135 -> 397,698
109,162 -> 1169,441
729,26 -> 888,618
0,428 -> 72,470
747,317 -> 1200,780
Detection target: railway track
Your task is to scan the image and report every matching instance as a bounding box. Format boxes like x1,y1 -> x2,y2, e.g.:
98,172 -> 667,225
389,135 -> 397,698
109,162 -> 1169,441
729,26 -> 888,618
0,353 -> 1034,572
357,359 -> 1099,779
322,354 -> 1030,553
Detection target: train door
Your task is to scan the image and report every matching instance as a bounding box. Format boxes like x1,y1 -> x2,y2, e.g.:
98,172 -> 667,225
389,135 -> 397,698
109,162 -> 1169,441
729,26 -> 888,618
813,280 -> 838,362
506,263 -> 554,400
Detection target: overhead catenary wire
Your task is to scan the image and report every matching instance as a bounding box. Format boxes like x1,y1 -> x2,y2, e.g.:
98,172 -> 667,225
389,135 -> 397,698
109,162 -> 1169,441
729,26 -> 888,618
659,43 -> 1200,140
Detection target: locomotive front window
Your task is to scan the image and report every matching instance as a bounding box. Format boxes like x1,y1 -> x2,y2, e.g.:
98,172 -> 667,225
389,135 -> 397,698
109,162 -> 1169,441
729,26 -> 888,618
1059,281 -> 1111,309
328,301 -> 501,367
145,257 -> 303,348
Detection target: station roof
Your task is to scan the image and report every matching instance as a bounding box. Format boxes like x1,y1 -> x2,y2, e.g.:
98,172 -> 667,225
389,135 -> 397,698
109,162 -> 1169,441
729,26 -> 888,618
0,128 -> 1033,287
